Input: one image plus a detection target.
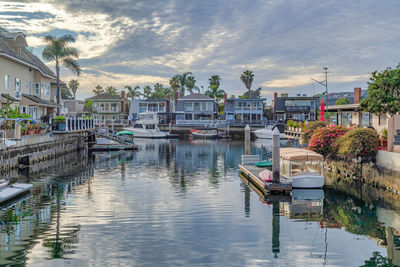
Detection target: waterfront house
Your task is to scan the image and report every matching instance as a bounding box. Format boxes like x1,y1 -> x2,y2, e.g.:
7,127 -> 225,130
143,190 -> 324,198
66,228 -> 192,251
85,91 -> 130,126
224,97 -> 266,126
273,93 -> 317,122
61,99 -> 86,117
129,98 -> 174,125
0,27 -> 59,119
175,93 -> 218,127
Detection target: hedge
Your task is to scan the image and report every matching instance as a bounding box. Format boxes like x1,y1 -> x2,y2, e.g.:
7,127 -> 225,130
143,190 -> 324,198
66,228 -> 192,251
336,128 -> 378,163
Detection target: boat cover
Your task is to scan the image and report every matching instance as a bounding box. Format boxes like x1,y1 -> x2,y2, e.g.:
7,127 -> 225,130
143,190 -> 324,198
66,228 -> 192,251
280,148 -> 324,161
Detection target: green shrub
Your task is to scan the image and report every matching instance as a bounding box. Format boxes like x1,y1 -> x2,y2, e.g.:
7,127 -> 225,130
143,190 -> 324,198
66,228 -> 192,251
381,128 -> 388,140
302,121 -> 329,143
308,124 -> 348,157
55,116 -> 66,123
336,128 -> 378,163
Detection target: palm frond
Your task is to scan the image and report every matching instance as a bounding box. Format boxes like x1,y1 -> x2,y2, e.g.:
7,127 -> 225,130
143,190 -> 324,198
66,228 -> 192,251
42,46 -> 56,61
63,47 -> 80,59
43,35 -> 56,44
59,34 -> 76,44
62,57 -> 81,75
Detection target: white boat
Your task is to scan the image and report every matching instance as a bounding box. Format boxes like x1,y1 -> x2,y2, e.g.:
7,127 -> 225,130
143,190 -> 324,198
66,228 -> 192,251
191,129 -> 219,139
125,112 -> 168,138
253,124 -> 285,139
0,182 -> 32,203
280,147 -> 324,188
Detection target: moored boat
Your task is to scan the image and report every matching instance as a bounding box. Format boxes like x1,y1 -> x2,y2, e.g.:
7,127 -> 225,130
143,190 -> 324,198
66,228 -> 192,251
190,129 -> 219,139
253,124 -> 286,139
125,112 -> 168,138
0,182 -> 32,204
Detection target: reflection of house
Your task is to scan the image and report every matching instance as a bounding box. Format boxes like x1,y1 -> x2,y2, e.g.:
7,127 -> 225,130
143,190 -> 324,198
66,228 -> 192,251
85,91 -> 130,126
0,27 -> 59,118
129,99 -> 174,125
224,97 -> 266,126
175,93 -> 218,127
273,92 -> 317,121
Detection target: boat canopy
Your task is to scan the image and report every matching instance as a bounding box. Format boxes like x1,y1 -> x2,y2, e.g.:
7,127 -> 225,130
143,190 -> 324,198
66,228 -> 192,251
116,131 -> 134,136
280,148 -> 323,161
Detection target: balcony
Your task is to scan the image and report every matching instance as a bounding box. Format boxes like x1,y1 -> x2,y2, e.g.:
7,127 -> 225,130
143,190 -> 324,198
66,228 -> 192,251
226,119 -> 266,126
285,106 -> 310,113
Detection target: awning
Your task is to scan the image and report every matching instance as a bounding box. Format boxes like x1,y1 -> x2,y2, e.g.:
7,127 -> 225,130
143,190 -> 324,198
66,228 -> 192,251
280,147 -> 324,161
1,94 -> 19,102
22,94 -> 61,108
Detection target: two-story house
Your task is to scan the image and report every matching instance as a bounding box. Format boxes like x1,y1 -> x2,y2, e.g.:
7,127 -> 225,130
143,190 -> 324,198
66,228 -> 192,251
129,98 -> 174,125
224,97 -> 266,126
175,93 -> 218,127
273,93 -> 317,122
0,27 -> 59,119
85,91 -> 130,126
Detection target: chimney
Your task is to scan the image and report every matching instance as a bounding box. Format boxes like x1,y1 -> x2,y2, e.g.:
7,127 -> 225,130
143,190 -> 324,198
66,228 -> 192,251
354,87 -> 361,104
273,92 -> 278,121
121,90 -> 126,113
174,91 -> 179,111
224,93 -> 227,106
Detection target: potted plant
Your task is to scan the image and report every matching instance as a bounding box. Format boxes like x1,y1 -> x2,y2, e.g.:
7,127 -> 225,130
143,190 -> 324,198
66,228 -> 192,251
55,116 -> 66,131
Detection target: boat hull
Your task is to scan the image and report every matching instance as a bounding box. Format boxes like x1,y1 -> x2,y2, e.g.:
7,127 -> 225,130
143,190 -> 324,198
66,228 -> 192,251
124,128 -> 168,138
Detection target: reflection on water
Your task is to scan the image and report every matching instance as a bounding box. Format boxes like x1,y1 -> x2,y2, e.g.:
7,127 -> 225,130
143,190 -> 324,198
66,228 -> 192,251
0,140 -> 399,266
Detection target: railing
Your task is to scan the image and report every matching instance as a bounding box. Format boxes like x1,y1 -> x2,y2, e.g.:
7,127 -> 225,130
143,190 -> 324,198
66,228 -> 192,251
226,119 -> 266,126
63,117 -> 95,131
94,119 -> 129,126
176,119 -> 227,127
285,106 -> 311,113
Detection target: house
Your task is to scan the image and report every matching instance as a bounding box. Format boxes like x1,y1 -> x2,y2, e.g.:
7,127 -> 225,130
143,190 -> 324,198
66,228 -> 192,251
85,91 -> 130,126
175,93 -> 218,127
61,99 -> 86,117
224,96 -> 266,126
0,27 -> 59,119
273,93 -> 318,122
129,98 -> 174,125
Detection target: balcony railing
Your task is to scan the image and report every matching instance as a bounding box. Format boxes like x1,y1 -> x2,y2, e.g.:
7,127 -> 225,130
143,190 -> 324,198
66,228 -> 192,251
226,119 -> 266,126
94,119 -> 129,126
285,106 -> 311,113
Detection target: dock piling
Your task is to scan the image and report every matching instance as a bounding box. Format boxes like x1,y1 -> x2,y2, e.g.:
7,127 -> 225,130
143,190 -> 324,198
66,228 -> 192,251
245,124 -> 251,155
272,128 -> 280,183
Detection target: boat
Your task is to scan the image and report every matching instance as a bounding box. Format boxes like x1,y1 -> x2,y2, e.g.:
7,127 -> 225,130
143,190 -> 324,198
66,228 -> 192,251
253,124 -> 286,139
0,180 -> 32,204
280,147 -> 324,188
125,112 -> 169,138
190,129 -> 219,139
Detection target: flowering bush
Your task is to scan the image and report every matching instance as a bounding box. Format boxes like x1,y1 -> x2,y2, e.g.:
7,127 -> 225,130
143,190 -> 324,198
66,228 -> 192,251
302,121 -> 329,144
336,128 -> 378,163
307,125 -> 348,157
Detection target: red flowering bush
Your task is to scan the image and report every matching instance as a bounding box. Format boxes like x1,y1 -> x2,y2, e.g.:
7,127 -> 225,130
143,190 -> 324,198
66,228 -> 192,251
307,125 -> 348,157
302,121 -> 329,144
336,128 -> 378,163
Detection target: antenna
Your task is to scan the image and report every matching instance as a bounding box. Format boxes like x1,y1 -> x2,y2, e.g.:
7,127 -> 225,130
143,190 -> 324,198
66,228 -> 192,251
311,67 -> 328,106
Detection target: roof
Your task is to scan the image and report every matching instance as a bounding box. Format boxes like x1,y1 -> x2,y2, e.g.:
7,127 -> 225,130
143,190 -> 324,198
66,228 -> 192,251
324,103 -> 361,111
22,94 -> 61,107
1,93 -> 19,102
0,30 -> 56,79
227,98 -> 266,101
280,147 -> 324,161
86,93 -> 122,101
178,93 -> 213,100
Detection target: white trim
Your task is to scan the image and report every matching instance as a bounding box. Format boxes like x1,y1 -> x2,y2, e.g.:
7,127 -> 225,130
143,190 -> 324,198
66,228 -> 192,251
0,53 -> 56,80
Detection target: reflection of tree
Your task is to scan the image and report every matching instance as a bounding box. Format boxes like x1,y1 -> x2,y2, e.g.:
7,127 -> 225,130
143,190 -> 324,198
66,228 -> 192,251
42,184 -> 80,259
360,251 -> 395,267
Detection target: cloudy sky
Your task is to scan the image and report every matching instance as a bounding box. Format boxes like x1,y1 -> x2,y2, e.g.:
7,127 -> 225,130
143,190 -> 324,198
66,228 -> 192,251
1,0 -> 400,102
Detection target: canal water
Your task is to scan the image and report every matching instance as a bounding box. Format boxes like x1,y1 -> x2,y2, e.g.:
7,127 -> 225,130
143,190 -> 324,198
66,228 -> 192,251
0,139 -> 398,266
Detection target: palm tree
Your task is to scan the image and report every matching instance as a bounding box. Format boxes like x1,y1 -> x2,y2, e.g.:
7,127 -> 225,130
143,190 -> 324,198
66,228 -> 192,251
169,76 -> 180,98
171,72 -> 192,97
205,85 -> 225,102
93,85 -> 104,96
68,79 -> 79,100
42,34 -> 81,115
125,85 -> 141,100
208,75 -> 221,88
143,85 -> 152,99
105,86 -> 117,96
240,70 -> 254,91
186,76 -> 199,94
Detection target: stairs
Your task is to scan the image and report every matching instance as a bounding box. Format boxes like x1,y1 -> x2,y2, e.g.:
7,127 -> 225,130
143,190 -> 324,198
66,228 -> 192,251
395,129 -> 400,146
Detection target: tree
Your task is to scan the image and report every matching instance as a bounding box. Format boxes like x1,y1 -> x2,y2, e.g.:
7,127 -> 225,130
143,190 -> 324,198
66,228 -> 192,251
93,85 -> 104,96
105,86 -> 117,96
336,97 -> 350,105
209,75 -> 221,88
68,79 -> 79,100
142,85 -> 152,99
205,85 -> 225,102
149,83 -> 169,99
61,86 -> 73,100
125,85 -> 141,100
169,76 -> 180,98
170,72 -> 193,97
186,76 -> 199,93
242,87 -> 261,99
42,34 -> 80,115
240,70 -> 254,91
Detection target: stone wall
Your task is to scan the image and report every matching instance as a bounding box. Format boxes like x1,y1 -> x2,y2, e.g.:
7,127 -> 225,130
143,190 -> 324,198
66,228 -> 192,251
0,132 -> 87,174
324,159 -> 400,194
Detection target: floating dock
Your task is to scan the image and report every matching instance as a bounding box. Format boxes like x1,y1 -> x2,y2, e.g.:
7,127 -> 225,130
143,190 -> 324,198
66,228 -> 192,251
90,144 -> 138,151
239,164 -> 292,194
0,183 -> 32,204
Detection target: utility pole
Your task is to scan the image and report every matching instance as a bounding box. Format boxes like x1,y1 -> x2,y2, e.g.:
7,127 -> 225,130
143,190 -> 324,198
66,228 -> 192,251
311,67 -> 329,118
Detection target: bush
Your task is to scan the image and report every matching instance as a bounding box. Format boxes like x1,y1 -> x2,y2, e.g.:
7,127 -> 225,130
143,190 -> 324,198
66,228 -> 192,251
308,125 -> 348,157
302,121 -> 329,143
55,116 -> 66,123
336,128 -> 378,163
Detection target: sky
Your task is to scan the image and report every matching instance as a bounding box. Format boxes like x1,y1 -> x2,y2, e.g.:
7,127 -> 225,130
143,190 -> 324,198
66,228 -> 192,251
1,0 -> 400,103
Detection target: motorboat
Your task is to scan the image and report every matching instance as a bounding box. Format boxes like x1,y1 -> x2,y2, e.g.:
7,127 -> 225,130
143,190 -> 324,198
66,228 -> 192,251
280,147 -> 324,188
125,112 -> 168,138
253,124 -> 285,139
190,129 -> 219,139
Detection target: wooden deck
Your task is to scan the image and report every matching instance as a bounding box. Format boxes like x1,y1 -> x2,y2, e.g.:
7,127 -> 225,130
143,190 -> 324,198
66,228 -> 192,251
238,164 -> 292,194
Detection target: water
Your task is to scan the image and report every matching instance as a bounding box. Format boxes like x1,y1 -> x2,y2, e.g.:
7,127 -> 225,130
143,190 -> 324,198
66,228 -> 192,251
0,139 -> 397,266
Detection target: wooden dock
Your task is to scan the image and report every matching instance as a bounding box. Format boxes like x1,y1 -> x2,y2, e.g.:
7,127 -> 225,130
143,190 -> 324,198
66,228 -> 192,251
90,144 -> 138,152
238,164 -> 292,194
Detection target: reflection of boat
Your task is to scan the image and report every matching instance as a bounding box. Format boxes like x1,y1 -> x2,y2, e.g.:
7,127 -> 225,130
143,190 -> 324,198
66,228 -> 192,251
191,129 -> 219,139
253,124 -> 285,139
280,148 -> 324,188
125,112 -> 168,138
0,180 -> 32,204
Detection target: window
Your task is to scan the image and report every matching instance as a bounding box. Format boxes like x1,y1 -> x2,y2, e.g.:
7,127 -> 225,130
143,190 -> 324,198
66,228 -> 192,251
185,113 -> 192,120
193,102 -> 200,111
28,82 -> 33,94
34,83 -> 40,95
310,100 -> 315,110
15,78 -> 22,98
111,103 -> 118,112
207,102 -> 212,111
184,102 -> 192,111
360,112 -> 371,127
139,103 -> 147,112
201,102 -> 207,111
5,75 -> 10,90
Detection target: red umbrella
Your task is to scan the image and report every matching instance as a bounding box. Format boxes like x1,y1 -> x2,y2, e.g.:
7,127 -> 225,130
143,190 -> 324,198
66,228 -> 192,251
320,99 -> 325,121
